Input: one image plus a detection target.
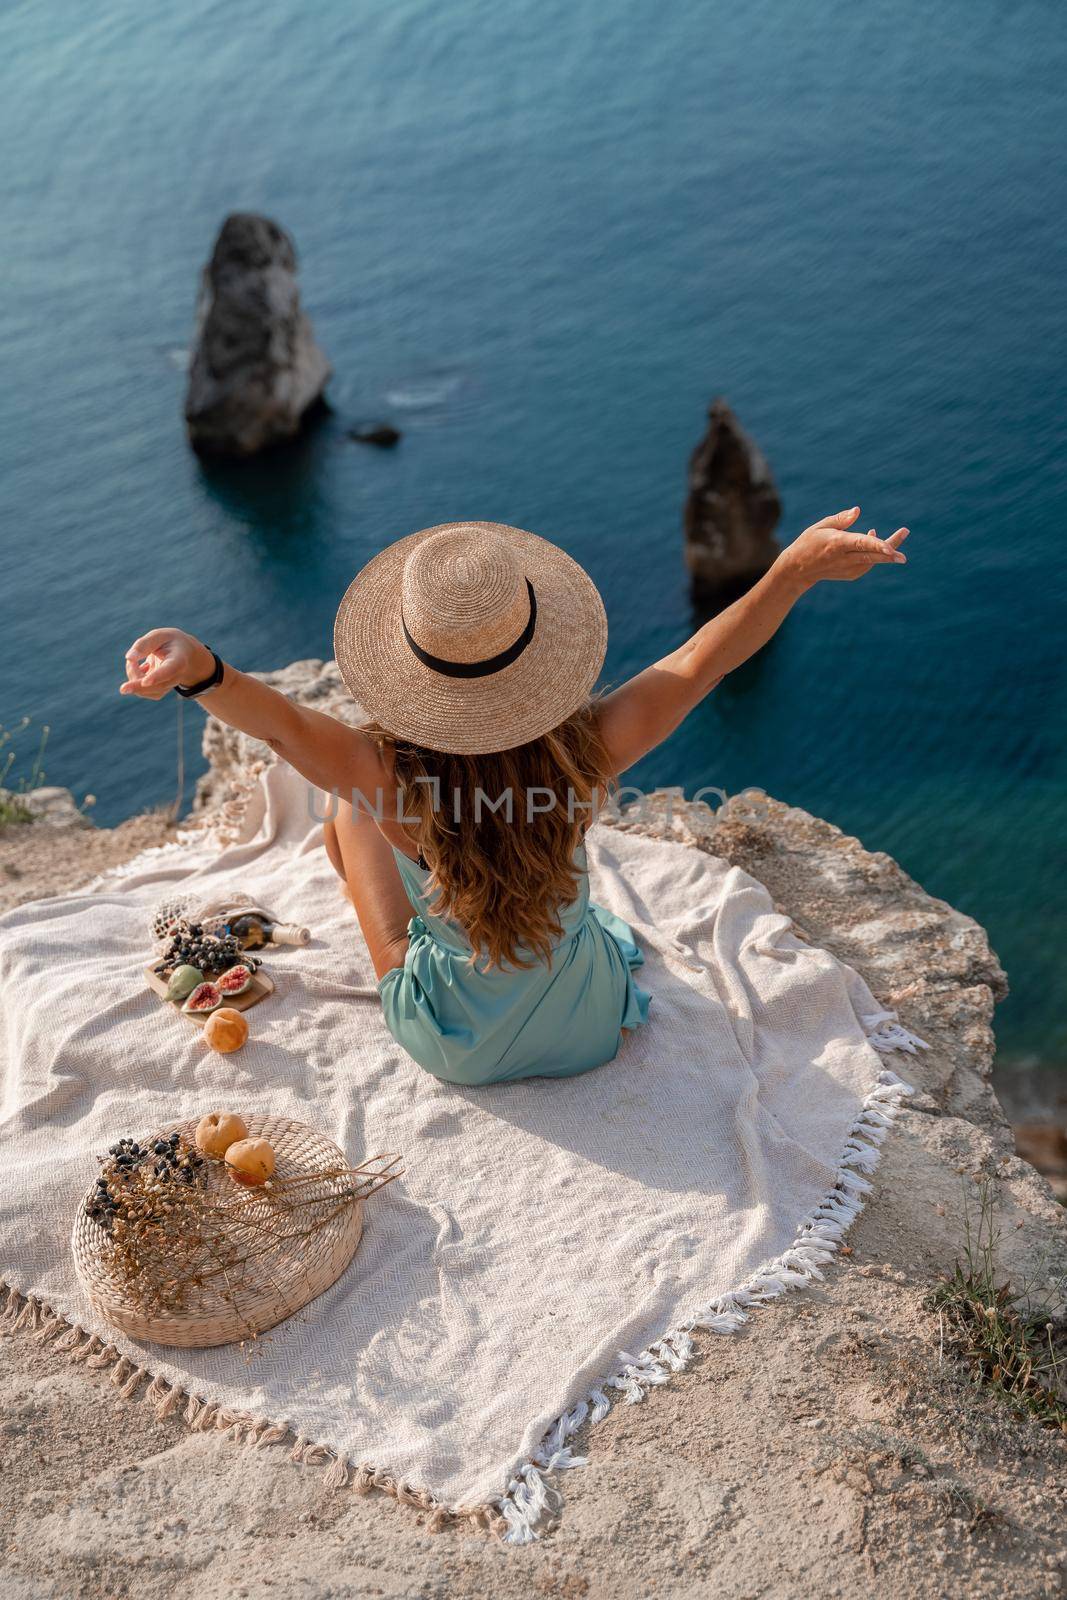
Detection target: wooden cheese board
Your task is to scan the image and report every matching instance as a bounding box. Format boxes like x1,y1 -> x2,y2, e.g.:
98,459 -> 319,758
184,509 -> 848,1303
144,964 -> 275,1023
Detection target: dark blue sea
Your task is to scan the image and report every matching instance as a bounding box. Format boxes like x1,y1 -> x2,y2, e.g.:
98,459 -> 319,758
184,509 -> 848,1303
1,0 -> 1064,1073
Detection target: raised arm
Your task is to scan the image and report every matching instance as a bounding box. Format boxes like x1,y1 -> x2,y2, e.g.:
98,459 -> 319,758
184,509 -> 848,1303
597,507 -> 909,776
120,630 -> 387,799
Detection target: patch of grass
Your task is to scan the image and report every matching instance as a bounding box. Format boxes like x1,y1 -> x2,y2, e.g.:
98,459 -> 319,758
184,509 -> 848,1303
845,1424 -> 934,1474
0,796 -> 33,825
839,1427 -> 997,1525
929,1475 -> 997,1528
0,718 -> 50,824
925,1182 -> 1067,1434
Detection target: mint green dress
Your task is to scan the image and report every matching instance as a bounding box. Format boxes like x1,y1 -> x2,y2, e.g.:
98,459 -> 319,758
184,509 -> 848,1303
378,845 -> 650,1086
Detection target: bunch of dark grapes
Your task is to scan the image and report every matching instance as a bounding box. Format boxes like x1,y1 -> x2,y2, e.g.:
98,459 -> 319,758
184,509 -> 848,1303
86,1134 -> 205,1233
153,922 -> 259,978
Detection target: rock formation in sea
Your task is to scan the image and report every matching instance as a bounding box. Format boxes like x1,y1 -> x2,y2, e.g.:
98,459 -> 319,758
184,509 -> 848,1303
348,422 -> 402,448
183,213 -> 332,457
684,399 -> 783,600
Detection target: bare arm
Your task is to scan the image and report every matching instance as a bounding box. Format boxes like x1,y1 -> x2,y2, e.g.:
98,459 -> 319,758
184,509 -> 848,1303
119,632 -> 387,799
597,507 -> 910,775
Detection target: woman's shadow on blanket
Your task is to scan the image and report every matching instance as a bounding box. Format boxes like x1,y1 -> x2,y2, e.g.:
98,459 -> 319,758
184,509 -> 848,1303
445,1014 -> 863,1201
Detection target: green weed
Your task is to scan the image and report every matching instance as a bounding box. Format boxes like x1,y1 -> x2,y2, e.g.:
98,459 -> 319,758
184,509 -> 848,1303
925,1181 -> 1067,1433
0,719 -> 50,825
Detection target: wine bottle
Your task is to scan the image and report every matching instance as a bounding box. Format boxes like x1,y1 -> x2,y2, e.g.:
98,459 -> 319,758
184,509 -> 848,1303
227,912 -> 310,949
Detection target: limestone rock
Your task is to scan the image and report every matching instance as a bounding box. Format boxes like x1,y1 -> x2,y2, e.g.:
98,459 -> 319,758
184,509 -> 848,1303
684,399 -> 783,599
0,785 -> 89,829
184,213 -> 331,457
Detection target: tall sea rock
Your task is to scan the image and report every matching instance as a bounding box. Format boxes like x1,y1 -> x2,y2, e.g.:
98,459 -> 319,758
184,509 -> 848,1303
684,399 -> 782,601
184,213 -> 331,457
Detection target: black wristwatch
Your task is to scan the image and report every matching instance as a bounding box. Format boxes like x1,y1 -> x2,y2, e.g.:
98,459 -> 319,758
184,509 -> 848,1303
175,648 -> 225,699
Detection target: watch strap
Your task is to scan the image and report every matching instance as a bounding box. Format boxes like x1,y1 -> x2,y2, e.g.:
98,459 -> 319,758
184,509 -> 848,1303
175,649 -> 225,699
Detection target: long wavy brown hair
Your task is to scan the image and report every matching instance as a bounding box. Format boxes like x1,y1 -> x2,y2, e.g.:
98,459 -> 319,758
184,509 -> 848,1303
363,703 -> 614,969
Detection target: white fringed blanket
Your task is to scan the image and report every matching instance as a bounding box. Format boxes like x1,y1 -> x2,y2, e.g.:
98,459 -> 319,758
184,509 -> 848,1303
0,765 -> 921,1540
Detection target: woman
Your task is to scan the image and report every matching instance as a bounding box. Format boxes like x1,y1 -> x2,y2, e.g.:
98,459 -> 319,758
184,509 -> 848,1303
121,508 -> 908,1086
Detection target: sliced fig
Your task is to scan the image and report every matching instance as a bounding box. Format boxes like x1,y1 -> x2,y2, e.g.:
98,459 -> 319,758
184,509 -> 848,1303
182,981 -> 222,1015
166,964 -> 204,1003
216,964 -> 253,998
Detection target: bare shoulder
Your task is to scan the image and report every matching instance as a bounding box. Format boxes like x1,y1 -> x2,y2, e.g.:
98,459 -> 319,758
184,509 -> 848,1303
328,716 -> 393,799
346,731 -> 416,852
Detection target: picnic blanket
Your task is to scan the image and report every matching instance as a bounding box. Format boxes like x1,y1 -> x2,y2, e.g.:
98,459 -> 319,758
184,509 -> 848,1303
0,762 -> 920,1540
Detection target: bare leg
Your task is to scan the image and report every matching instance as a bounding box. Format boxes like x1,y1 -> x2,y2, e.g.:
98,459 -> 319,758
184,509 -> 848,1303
322,813 -> 349,893
323,804 -> 412,981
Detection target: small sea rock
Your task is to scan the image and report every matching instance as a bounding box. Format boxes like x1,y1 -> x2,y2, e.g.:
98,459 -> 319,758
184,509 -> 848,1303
348,422 -> 401,448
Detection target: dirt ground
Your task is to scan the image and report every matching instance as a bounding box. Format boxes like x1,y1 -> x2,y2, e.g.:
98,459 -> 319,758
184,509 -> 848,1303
2,1160 -> 1065,1600
0,811 -> 177,917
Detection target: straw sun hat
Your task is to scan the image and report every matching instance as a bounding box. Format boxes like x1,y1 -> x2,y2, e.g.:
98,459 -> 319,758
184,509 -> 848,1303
333,521 -> 608,755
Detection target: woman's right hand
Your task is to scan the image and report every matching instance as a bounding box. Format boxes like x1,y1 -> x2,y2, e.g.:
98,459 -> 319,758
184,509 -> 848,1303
120,629 -> 214,700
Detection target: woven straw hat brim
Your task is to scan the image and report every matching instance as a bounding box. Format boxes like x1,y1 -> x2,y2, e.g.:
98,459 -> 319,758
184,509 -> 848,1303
333,521 -> 607,755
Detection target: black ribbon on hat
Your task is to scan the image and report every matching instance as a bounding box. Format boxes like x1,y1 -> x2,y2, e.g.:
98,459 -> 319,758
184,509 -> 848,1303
401,579 -> 537,679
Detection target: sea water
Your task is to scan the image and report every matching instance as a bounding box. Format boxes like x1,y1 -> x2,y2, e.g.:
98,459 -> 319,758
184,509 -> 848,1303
0,0 -> 1064,1071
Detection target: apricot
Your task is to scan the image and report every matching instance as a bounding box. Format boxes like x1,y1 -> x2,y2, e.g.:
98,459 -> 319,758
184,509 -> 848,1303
194,1111 -> 249,1158
225,1137 -> 276,1187
202,1006 -> 249,1054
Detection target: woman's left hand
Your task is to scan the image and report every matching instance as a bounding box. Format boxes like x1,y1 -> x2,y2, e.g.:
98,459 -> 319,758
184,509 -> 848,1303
780,506 -> 910,590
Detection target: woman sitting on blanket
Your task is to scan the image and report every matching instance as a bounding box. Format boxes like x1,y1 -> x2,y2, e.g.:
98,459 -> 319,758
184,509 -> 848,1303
121,509 -> 908,1087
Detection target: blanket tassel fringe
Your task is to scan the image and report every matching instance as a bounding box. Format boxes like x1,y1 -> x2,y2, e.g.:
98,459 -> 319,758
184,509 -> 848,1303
0,1278 -> 506,1539
1,1019 -> 920,1545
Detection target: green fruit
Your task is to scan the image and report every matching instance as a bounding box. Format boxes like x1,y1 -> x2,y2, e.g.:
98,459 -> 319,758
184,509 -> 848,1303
166,964 -> 204,1003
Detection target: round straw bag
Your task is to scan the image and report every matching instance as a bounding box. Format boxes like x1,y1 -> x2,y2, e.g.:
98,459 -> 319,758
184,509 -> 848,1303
72,1116 -> 364,1349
